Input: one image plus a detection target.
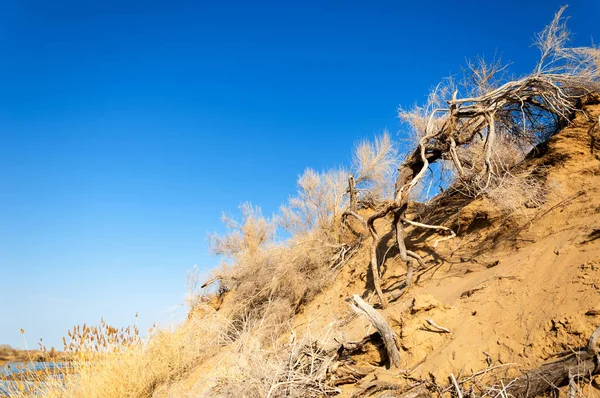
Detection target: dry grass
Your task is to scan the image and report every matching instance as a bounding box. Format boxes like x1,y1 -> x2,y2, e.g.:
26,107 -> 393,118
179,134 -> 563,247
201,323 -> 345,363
54,314 -> 229,398
2,307 -> 233,398
203,321 -> 341,398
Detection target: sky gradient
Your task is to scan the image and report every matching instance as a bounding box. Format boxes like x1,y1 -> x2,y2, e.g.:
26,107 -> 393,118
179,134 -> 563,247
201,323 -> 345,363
1,0 -> 598,349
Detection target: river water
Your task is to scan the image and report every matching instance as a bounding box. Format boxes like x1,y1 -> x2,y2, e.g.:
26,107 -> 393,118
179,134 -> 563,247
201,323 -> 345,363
0,362 -> 67,396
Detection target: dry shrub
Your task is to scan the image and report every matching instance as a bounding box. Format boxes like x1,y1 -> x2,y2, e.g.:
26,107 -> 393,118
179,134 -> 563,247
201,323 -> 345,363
402,89 -> 555,211
0,344 -> 15,358
278,168 -> 348,237
449,133 -> 553,214
485,170 -> 549,214
397,6 -> 599,210
351,132 -> 398,204
278,132 -> 398,234
209,203 -> 276,257
208,203 -> 339,340
205,322 -> 340,398
205,134 -> 398,341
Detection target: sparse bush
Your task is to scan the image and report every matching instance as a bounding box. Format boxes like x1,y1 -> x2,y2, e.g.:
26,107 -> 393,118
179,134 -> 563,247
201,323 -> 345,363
351,132 -> 398,205
0,344 -> 15,358
397,6 -> 599,214
207,202 -> 339,341
278,168 -> 348,237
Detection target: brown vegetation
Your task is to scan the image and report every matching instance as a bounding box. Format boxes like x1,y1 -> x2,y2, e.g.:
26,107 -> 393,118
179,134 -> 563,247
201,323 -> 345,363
0,344 -> 65,363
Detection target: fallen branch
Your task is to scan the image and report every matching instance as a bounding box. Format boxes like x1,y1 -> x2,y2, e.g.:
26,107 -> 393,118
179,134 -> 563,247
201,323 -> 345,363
347,294 -> 401,368
450,373 -> 463,398
425,318 -> 451,333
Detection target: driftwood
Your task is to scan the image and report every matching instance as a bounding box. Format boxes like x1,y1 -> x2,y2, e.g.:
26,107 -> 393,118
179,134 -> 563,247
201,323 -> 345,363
347,294 -> 401,368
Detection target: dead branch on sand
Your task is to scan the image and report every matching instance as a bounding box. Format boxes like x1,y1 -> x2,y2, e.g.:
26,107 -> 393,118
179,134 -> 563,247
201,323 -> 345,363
347,294 -> 401,368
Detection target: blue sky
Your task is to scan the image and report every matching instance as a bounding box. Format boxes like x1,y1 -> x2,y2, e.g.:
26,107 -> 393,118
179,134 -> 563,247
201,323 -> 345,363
0,0 -> 597,349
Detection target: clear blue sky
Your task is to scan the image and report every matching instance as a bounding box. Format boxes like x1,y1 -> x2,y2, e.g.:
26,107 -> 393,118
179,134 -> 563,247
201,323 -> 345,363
0,0 -> 597,349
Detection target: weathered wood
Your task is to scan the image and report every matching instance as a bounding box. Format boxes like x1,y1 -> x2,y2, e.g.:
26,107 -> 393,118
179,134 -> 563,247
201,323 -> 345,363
393,212 -> 415,288
368,241 -> 388,308
341,208 -> 386,307
450,373 -> 463,398
365,204 -> 398,308
587,324 -> 600,353
501,351 -> 597,396
347,294 -> 401,368
425,318 -> 451,334
348,174 -> 358,212
500,325 -> 600,397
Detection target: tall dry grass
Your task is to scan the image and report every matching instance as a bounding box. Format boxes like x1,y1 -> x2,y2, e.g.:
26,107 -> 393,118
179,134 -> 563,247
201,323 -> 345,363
4,308 -> 232,398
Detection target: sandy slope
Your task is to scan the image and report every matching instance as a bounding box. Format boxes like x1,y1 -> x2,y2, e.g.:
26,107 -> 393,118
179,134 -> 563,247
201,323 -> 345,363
292,104 -> 600,395
172,104 -> 600,397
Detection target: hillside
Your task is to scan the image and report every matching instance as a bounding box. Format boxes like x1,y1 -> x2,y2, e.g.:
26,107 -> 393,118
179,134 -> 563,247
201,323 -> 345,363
162,101 -> 600,398
13,10 -> 598,397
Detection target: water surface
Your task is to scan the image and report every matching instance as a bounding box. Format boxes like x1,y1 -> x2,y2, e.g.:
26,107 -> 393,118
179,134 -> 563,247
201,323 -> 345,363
0,362 -> 68,396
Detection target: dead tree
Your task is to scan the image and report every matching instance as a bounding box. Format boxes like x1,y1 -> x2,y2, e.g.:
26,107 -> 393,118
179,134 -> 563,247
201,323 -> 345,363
342,7 -> 599,308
